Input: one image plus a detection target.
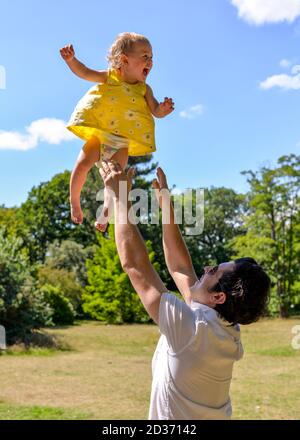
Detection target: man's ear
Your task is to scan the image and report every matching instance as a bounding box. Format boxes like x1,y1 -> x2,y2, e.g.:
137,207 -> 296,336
212,292 -> 226,305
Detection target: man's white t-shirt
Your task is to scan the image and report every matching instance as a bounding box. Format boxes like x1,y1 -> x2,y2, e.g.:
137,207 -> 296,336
148,292 -> 244,420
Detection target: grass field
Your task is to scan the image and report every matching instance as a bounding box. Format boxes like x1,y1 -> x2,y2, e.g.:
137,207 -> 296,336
0,318 -> 299,420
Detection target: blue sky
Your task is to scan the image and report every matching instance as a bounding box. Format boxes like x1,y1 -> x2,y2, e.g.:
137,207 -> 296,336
1,0 -> 300,207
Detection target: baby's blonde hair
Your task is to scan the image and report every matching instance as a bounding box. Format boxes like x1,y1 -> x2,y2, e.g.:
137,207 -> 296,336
107,32 -> 151,69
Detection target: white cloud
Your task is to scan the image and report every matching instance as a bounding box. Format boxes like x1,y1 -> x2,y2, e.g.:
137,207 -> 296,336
171,187 -> 184,195
260,64 -> 300,90
0,118 -> 75,151
179,104 -> 204,120
279,59 -> 292,68
231,0 -> 300,25
291,64 -> 300,74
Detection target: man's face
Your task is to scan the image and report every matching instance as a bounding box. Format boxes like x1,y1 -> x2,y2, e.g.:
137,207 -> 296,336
191,262 -> 235,302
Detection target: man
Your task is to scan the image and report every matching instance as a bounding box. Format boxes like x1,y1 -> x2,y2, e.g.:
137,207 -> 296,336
100,160 -> 271,420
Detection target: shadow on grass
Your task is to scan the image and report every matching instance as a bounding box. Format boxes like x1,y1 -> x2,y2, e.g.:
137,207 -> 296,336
0,329 -> 73,356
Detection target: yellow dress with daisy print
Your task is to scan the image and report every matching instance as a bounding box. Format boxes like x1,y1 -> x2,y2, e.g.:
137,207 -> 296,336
67,69 -> 155,156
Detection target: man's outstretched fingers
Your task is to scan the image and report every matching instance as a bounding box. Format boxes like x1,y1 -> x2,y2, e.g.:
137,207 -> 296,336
108,160 -> 123,173
127,166 -> 135,179
127,167 -> 135,191
152,178 -> 159,189
99,167 -> 106,180
101,160 -> 110,174
127,167 -> 136,177
156,167 -> 168,189
113,161 -> 123,172
106,160 -> 117,174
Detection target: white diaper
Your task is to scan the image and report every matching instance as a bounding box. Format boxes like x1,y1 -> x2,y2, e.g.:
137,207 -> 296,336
95,132 -> 129,168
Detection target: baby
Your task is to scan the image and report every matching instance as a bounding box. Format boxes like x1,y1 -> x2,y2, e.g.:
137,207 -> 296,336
60,32 -> 174,233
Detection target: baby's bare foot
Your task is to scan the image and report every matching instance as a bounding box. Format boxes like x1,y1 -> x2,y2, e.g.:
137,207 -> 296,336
71,205 -> 83,224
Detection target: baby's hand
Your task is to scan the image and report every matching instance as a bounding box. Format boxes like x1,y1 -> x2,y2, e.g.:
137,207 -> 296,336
156,97 -> 175,117
71,204 -> 83,224
60,44 -> 75,62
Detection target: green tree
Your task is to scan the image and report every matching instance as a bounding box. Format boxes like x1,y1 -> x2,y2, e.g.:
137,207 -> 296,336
17,168 -> 101,262
83,224 -> 158,323
0,205 -> 19,237
41,284 -> 75,325
128,154 -> 158,189
0,229 -> 52,345
147,187 -> 245,289
37,266 -> 84,315
232,154 -> 300,317
16,154 -> 158,264
45,239 -> 94,285
188,187 -> 245,274
129,184 -> 245,290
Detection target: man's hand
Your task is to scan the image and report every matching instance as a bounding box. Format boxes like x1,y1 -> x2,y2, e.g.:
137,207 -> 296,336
152,167 -> 169,190
152,167 -> 197,305
60,44 -> 75,62
99,160 -> 135,199
152,167 -> 170,209
155,97 -> 175,118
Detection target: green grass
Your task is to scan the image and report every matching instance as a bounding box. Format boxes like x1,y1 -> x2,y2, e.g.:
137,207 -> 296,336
0,318 -> 299,420
2,348 -> 64,357
0,403 -> 90,420
256,346 -> 297,357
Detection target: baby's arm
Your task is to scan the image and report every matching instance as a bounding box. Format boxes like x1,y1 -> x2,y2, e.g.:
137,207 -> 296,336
60,44 -> 107,83
145,85 -> 174,118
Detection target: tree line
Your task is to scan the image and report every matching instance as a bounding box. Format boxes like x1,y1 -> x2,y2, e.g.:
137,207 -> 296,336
0,153 -> 299,345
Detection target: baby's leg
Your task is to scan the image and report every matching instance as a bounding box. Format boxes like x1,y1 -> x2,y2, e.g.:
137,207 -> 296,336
70,136 -> 101,224
95,147 -> 128,231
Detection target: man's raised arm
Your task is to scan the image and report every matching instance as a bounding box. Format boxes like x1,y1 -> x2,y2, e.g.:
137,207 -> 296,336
100,161 -> 167,324
152,168 -> 198,305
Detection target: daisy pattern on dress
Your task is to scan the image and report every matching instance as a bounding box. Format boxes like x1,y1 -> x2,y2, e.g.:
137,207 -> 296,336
128,129 -> 134,135
108,118 -> 119,129
108,95 -> 118,103
122,84 -> 133,95
124,110 -> 136,121
142,133 -> 152,144
135,121 -> 142,129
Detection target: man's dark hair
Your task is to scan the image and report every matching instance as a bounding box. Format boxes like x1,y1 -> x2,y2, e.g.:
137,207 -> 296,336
212,258 -> 271,325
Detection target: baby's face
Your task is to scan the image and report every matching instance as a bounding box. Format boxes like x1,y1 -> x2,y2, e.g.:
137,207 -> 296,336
123,42 -> 153,82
